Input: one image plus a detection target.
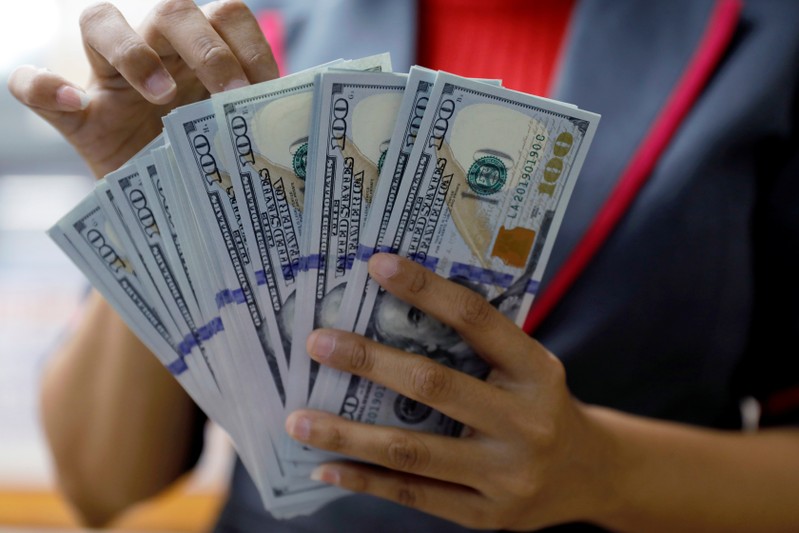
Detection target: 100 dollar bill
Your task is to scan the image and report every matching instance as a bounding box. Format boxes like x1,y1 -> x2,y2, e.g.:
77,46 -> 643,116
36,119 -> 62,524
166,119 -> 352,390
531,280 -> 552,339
163,101 -> 289,404
287,71 -> 407,413
316,72 -> 600,434
212,66 -> 342,361
47,195 -> 232,425
304,67 -> 438,423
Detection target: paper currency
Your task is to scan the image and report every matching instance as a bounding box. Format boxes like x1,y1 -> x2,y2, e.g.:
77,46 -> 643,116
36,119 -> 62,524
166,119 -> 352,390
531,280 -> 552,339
315,72 -> 599,436
162,101 -> 304,503
163,100 -> 289,405
211,65 -> 348,369
305,67 -> 438,413
48,54 -> 600,518
48,196 -> 219,414
100,168 -> 197,358
288,71 -> 408,414
134,152 -> 204,330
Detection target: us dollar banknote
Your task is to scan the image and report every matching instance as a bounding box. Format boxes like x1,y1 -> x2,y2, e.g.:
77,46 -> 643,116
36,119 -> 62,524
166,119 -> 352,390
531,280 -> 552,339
211,54 -> 392,392
287,71 -> 407,413
162,99 -> 351,493
106,160 -> 225,390
163,100 -> 288,409
212,68 -> 335,362
134,152 -> 205,332
100,168 -> 198,357
47,195 -> 232,423
330,68 -> 504,345
311,67 -> 439,409
162,103 -> 303,494
316,72 -> 599,435
47,53 -> 603,518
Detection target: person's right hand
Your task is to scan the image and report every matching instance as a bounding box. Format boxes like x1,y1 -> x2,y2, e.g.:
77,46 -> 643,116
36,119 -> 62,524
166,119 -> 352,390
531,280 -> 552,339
7,0 -> 278,178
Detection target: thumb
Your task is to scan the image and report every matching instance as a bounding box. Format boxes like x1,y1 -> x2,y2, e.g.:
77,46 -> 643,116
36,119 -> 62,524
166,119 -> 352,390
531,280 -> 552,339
8,65 -> 91,128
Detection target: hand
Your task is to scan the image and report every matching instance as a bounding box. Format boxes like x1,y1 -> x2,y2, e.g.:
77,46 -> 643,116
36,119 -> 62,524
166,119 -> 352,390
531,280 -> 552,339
7,0 -> 278,178
286,254 -> 619,531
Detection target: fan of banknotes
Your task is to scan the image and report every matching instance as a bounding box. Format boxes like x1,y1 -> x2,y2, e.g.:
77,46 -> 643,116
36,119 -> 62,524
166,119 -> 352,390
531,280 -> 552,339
48,52 -> 600,517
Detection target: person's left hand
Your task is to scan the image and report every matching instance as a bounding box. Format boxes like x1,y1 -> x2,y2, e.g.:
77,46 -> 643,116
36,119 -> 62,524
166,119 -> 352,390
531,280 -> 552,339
8,0 -> 278,179
286,253 -> 618,531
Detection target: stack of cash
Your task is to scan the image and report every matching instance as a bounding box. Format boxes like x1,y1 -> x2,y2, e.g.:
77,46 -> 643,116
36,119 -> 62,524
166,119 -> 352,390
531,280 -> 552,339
48,53 -> 600,517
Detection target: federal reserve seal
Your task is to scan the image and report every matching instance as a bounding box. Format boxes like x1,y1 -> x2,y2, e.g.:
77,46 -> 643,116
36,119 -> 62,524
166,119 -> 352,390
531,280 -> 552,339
467,155 -> 507,195
292,142 -> 308,180
394,395 -> 433,424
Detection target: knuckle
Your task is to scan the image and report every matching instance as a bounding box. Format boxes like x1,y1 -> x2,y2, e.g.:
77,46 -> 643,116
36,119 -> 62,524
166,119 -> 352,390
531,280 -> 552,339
544,353 -> 567,389
503,472 -> 540,500
409,362 -> 451,403
194,39 -> 235,71
320,424 -> 346,452
79,2 -> 114,31
347,341 -> 374,374
207,0 -> 250,23
456,289 -> 493,328
452,501 -> 498,529
24,73 -> 51,105
347,470 -> 369,492
107,37 -> 152,71
458,506 -> 492,530
534,420 -> 559,452
508,402 -> 556,445
385,433 -> 430,472
495,502 -> 527,530
154,0 -> 196,19
406,267 -> 429,295
515,416 -> 558,457
9,69 -> 40,106
243,46 -> 274,69
394,478 -> 421,508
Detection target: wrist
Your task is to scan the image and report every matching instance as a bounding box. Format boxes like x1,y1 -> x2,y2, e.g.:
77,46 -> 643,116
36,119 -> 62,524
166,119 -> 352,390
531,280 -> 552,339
563,403 -> 630,527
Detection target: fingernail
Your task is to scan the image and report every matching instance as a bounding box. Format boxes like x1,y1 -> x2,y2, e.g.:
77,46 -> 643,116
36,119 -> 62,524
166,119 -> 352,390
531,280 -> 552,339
309,331 -> 336,360
145,70 -> 176,101
311,465 -> 340,485
223,78 -> 249,92
369,253 -> 399,279
55,85 -> 90,111
287,414 -> 312,441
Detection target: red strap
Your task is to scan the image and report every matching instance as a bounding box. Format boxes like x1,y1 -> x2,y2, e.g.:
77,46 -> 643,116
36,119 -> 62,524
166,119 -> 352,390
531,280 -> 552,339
523,0 -> 743,335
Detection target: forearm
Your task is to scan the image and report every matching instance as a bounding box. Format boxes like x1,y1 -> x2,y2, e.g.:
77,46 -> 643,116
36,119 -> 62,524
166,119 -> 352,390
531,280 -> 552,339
40,290 -> 201,526
589,405 -> 799,532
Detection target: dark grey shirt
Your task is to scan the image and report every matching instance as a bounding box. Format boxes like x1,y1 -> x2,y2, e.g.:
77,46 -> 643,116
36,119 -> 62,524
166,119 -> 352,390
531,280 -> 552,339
213,0 -> 799,530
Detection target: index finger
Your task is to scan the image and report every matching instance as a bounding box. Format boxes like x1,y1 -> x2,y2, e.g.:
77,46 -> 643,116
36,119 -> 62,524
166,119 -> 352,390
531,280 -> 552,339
143,0 -> 249,93
367,253 -> 547,375
79,2 -> 177,103
202,0 -> 279,84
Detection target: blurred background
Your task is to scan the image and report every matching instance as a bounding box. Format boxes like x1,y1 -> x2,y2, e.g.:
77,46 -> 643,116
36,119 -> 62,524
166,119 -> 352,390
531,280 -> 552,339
0,1 -> 232,530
